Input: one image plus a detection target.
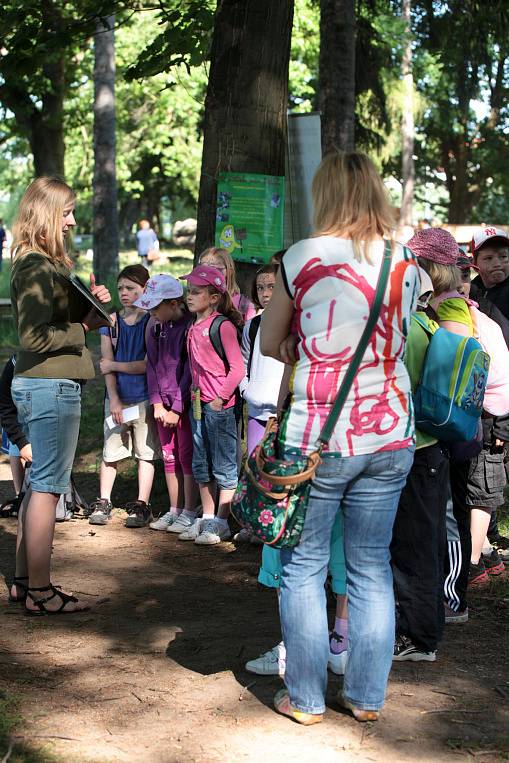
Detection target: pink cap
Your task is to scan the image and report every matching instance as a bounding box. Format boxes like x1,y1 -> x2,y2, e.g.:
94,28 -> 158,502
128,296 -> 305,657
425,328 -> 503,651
407,228 -> 459,265
471,226 -> 509,254
180,265 -> 226,293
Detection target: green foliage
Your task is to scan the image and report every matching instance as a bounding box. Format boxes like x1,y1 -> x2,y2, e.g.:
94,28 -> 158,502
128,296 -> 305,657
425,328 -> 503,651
125,1 -> 215,79
63,11 -> 207,236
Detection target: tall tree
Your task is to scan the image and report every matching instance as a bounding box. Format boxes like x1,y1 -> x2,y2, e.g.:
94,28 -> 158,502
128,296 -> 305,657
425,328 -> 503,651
195,0 -> 294,258
399,0 -> 414,226
93,15 -> 119,281
414,0 -> 509,222
318,0 -> 356,153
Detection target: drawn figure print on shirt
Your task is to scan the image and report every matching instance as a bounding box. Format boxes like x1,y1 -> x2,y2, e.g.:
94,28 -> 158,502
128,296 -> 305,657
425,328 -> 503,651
292,256 -> 415,455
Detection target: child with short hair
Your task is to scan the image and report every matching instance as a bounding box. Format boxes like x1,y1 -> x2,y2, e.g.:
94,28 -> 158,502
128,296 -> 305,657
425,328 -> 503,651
133,274 -> 199,533
136,219 -> 159,269
198,247 -> 256,323
89,264 -> 160,528
179,264 -> 245,545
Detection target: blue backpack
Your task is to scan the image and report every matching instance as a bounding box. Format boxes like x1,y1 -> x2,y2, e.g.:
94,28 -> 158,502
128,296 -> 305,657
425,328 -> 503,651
412,314 -> 489,442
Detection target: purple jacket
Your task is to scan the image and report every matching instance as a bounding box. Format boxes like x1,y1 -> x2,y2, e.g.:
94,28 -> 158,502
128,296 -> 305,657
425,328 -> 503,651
145,313 -> 192,414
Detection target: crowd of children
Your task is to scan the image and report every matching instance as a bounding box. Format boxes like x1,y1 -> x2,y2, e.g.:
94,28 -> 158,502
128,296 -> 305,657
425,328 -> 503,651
2,228 -> 509,678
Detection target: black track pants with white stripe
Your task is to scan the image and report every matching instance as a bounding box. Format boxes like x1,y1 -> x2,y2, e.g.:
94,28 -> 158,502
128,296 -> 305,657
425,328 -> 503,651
444,460 -> 471,612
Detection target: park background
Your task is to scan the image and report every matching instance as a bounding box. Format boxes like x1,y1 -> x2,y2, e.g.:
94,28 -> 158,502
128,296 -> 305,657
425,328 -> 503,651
0,2 -> 509,762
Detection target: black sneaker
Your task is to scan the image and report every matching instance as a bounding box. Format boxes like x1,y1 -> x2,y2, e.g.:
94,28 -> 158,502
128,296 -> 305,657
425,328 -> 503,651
488,533 -> 509,563
125,500 -> 152,528
468,559 -> 489,587
393,635 -> 436,662
88,498 -> 113,525
482,548 -> 505,575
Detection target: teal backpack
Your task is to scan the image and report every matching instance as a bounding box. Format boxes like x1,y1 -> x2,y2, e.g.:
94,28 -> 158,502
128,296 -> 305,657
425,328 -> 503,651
412,314 -> 489,442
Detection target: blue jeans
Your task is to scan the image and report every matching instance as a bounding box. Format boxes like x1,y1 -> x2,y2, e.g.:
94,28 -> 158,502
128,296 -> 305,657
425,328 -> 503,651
190,403 -> 238,489
280,446 -> 415,714
11,377 -> 81,494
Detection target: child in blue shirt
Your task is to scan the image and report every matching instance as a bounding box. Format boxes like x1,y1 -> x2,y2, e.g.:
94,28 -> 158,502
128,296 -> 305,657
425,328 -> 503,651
88,264 -> 160,528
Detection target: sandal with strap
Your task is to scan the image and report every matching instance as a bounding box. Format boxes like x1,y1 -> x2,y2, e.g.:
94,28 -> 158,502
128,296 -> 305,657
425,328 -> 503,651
25,584 -> 90,616
8,576 -> 29,603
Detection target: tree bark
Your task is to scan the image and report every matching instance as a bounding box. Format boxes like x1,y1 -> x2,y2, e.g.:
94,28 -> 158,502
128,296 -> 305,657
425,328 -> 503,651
318,0 -> 356,154
399,0 -> 414,227
93,15 -> 119,282
195,0 -> 294,270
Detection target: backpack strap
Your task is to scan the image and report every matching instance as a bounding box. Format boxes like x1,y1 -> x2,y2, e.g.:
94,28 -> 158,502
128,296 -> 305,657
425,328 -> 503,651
247,314 -> 262,380
110,311 -> 121,355
412,313 -> 436,336
209,315 -> 230,370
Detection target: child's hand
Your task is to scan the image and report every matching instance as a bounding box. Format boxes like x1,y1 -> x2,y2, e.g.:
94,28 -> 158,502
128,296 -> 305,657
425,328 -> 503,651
110,397 -> 124,425
209,397 -> 224,412
19,443 -> 33,466
153,403 -> 166,424
164,411 -> 180,428
90,273 -> 111,304
100,357 -> 115,375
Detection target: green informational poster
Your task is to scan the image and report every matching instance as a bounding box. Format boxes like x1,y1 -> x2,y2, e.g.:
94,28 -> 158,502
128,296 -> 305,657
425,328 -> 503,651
215,172 -> 285,264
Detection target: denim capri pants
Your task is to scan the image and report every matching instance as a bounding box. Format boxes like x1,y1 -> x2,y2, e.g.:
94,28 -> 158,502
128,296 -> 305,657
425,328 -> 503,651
11,377 -> 81,494
190,402 -> 238,489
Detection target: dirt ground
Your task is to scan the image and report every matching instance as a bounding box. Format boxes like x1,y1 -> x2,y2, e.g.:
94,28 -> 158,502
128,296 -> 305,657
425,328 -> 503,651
1,451 -> 508,763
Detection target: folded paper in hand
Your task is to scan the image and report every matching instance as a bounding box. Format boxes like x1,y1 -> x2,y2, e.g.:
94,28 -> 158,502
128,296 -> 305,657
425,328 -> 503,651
106,404 -> 139,429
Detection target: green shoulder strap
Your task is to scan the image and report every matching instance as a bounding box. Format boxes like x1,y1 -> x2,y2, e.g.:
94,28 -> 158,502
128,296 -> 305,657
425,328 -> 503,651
316,240 -> 393,449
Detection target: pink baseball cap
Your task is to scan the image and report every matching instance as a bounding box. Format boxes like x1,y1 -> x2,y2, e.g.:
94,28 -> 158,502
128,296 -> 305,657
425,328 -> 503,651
471,226 -> 509,255
180,264 -> 226,293
133,274 -> 183,310
407,228 -> 459,265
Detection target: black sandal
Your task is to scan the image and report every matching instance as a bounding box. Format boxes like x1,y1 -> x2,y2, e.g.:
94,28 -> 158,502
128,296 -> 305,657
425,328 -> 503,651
8,576 -> 29,603
25,584 -> 89,616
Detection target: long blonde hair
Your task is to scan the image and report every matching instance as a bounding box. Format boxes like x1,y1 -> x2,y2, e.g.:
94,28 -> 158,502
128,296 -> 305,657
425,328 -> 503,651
312,151 -> 396,262
12,177 -> 76,268
199,247 -> 240,296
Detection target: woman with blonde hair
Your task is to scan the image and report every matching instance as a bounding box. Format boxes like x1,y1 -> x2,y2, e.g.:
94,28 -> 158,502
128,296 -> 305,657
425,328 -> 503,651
9,176 -> 110,615
261,151 -> 418,724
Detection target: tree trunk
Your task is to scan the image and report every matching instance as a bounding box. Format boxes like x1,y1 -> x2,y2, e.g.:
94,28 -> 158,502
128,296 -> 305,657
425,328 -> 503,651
399,0 -> 414,227
318,0 -> 356,154
0,55 -> 67,178
195,0 -> 294,274
93,15 -> 119,282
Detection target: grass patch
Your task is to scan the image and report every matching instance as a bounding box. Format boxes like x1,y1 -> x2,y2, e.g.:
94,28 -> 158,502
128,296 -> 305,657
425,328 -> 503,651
0,692 -> 57,763
0,248 -> 194,299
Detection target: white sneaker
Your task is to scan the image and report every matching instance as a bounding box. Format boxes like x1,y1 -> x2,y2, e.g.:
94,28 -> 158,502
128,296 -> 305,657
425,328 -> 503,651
177,518 -> 202,541
245,642 -> 286,676
328,650 -> 348,675
150,511 -> 177,531
194,517 -> 232,545
168,514 -> 196,534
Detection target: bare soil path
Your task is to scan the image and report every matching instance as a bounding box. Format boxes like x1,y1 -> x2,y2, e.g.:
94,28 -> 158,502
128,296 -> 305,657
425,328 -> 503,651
1,454 -> 508,763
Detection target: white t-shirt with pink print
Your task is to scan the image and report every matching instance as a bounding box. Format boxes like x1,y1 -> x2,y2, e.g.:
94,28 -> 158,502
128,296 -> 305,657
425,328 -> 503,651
279,236 -> 419,456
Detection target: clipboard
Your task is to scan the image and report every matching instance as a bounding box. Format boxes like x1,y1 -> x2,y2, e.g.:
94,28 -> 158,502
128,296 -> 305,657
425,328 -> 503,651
66,273 -> 114,327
